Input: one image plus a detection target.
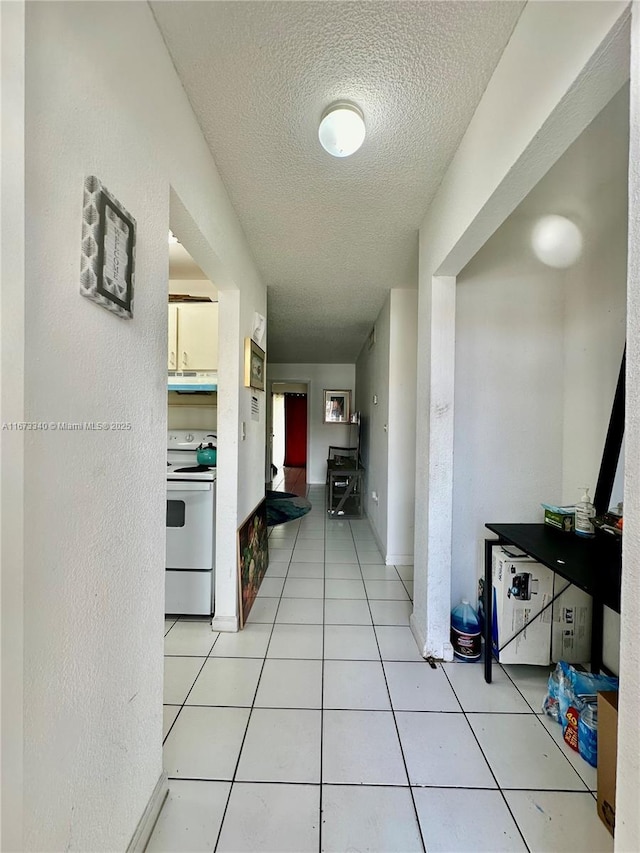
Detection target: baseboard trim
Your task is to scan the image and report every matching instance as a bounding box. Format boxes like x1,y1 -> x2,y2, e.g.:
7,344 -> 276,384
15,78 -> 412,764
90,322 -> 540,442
409,614 -> 454,661
126,771 -> 168,853
363,513 -> 413,567
211,614 -> 239,632
367,516 -> 387,561
409,613 -> 428,659
385,554 -> 413,566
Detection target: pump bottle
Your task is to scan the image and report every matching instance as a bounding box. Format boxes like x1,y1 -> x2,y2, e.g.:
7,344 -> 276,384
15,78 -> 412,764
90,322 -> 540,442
575,487 -> 595,538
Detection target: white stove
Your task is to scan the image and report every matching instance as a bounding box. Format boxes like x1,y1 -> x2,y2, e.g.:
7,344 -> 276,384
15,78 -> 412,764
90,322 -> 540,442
166,430 -> 217,616
167,430 -> 217,481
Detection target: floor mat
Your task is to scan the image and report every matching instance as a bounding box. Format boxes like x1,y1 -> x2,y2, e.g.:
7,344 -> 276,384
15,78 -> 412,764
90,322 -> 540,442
266,490 -> 312,526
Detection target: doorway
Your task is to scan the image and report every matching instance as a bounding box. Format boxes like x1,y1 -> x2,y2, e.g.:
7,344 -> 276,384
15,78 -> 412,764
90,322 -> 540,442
271,382 -> 309,495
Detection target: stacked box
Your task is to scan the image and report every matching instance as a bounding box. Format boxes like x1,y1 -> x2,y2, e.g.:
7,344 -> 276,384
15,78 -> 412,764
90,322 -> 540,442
543,506 -> 575,532
551,582 -> 592,663
491,546 -> 554,665
490,546 -> 593,665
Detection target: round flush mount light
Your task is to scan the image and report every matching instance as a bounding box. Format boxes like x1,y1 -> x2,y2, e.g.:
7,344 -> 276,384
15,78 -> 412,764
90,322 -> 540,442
531,215 -> 583,268
318,102 -> 366,158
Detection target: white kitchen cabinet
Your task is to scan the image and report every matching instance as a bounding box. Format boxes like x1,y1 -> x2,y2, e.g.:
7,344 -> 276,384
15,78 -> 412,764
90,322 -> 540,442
168,304 -> 179,369
168,302 -> 218,371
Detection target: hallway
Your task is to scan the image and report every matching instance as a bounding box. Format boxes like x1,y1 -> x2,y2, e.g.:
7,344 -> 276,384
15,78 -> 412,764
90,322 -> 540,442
153,486 -> 611,852
270,465 -> 307,497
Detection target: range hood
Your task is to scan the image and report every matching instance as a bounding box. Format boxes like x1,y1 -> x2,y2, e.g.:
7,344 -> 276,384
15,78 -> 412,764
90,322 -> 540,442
168,371 -> 217,392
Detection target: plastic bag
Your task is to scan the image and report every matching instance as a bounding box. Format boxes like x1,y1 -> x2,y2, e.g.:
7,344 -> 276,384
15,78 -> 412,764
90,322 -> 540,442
542,666 -> 560,721
544,661 -> 618,753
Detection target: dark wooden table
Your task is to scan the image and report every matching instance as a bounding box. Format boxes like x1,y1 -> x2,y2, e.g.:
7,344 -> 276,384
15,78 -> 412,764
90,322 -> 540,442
483,523 -> 622,683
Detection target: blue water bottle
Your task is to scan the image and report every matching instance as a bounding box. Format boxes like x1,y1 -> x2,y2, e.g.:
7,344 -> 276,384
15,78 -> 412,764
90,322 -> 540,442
451,599 -> 481,661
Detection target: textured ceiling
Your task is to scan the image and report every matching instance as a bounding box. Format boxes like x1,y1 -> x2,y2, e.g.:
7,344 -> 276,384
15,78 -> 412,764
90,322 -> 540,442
152,1 -> 525,363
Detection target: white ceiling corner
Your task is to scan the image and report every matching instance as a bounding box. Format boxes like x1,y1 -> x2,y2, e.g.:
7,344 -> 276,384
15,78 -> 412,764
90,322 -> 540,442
152,0 -> 525,363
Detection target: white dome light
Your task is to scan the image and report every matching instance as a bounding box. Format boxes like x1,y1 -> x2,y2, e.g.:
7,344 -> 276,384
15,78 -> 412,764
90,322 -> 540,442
531,215 -> 583,268
318,102 -> 366,158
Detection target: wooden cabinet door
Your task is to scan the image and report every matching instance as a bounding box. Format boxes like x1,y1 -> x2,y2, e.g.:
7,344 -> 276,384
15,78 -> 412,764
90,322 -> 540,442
167,304 -> 178,370
177,302 -> 218,370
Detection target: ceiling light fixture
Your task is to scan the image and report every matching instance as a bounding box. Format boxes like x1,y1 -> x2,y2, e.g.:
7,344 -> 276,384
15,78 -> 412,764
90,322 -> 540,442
318,102 -> 366,158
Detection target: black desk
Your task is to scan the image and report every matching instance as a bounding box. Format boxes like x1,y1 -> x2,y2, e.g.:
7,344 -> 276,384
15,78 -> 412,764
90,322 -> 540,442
483,523 -> 622,683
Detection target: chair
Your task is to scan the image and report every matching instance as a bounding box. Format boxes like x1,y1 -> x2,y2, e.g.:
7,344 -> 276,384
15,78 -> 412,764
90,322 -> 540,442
326,446 -> 358,483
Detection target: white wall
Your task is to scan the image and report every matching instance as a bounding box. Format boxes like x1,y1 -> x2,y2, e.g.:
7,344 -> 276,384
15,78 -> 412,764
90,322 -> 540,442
387,290 -> 418,564
453,218 -> 565,604
20,2 -> 266,850
167,392 -> 218,432
272,393 -> 285,471
452,86 -> 628,623
413,0 -> 630,660
1,2 -> 26,849
356,300 -> 390,549
356,290 -> 418,565
267,364 -> 355,484
616,6 -> 640,848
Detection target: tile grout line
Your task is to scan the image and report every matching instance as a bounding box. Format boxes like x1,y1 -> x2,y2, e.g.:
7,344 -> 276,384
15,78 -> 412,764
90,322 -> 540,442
499,666 -> 596,799
162,626 -> 220,746
163,775 -> 596,795
439,664 -> 531,853
352,522 -> 427,853
212,512 -> 301,852
318,485 -> 328,853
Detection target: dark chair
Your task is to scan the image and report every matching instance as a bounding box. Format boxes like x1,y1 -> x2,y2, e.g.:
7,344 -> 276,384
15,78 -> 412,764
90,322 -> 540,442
326,446 -> 358,482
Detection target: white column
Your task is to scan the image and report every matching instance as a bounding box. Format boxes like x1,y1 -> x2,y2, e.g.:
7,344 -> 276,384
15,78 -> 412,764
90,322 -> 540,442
411,275 -> 456,660
212,288 -> 241,631
1,1 -> 25,847
615,4 -> 640,848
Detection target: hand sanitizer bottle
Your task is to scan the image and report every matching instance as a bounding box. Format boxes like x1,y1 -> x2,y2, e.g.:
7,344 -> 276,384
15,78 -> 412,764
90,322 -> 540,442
575,487 -> 596,538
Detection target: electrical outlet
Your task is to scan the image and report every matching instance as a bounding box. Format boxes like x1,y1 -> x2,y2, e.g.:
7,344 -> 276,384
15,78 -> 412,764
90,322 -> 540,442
371,491 -> 378,502
373,394 -> 378,405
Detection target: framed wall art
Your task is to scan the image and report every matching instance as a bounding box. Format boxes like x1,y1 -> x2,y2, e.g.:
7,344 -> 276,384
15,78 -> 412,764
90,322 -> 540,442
323,389 -> 351,424
244,337 -> 265,391
237,497 -> 269,627
80,175 -> 136,319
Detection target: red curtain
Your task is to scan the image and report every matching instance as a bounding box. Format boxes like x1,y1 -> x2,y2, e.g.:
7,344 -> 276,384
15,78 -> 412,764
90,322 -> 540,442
284,394 -> 307,467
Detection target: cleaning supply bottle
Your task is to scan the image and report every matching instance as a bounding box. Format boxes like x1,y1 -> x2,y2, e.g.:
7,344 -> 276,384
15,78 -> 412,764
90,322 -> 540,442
450,600 -> 481,661
575,487 -> 596,538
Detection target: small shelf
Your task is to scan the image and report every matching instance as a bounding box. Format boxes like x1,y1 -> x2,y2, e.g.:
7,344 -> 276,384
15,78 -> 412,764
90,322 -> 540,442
327,465 -> 364,519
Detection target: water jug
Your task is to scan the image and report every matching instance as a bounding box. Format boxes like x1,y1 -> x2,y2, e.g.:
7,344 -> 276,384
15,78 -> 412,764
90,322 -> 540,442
578,699 -> 598,767
451,599 -> 481,661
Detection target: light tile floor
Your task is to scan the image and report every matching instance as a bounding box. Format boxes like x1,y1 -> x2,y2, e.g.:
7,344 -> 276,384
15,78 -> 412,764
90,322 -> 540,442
151,485 -> 612,853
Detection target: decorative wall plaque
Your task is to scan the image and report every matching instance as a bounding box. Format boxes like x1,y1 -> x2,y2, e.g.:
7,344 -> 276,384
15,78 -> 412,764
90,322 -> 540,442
80,176 -> 136,319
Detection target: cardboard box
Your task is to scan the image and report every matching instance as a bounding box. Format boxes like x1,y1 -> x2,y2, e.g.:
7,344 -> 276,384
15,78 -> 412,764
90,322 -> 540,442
597,691 -> 618,836
543,506 -> 575,532
551,580 -> 593,664
491,546 -> 554,665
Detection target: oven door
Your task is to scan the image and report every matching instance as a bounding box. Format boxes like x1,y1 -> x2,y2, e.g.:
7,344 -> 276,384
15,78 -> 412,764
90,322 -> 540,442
166,480 -> 215,570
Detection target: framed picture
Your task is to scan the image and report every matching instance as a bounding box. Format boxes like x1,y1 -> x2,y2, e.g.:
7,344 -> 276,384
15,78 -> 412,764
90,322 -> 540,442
237,497 -> 269,627
79,176 -> 136,319
323,389 -> 351,424
244,337 -> 265,391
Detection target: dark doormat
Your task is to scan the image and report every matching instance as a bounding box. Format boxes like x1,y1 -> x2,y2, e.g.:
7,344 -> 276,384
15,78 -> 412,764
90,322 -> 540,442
265,490 -> 312,526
